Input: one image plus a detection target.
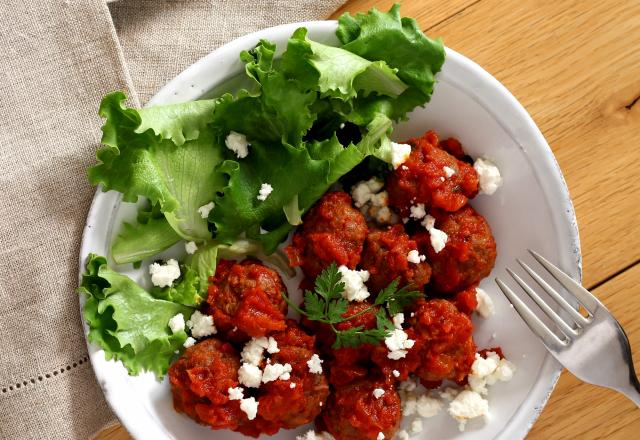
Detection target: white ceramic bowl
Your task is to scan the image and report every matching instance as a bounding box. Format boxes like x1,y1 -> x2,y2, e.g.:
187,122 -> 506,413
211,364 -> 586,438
80,20 -> 581,440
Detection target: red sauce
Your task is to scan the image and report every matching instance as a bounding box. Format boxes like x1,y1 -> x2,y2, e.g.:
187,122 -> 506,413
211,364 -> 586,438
386,130 -> 478,215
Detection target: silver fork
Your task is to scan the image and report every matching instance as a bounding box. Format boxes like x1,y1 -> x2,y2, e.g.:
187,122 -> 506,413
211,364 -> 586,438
495,249 -> 640,406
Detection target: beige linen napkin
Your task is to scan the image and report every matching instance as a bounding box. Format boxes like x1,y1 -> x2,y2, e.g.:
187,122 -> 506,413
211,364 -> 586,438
0,1 -> 343,439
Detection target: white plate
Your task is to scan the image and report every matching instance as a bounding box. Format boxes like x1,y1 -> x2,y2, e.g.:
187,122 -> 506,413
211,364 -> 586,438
79,20 -> 581,440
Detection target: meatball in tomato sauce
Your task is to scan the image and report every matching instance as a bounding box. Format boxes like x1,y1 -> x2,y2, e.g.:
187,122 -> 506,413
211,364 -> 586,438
386,130 -> 478,215
322,379 -> 402,440
409,299 -> 476,385
414,206 -> 496,293
206,259 -> 288,340
286,191 -> 368,280
360,225 -> 431,294
168,338 -> 244,430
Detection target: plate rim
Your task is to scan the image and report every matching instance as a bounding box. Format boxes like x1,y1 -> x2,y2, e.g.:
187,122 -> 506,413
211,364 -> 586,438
79,19 -> 581,440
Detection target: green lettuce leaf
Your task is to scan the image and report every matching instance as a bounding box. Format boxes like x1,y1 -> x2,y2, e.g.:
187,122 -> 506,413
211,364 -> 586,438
79,254 -> 194,378
111,203 -> 181,265
89,92 -> 224,241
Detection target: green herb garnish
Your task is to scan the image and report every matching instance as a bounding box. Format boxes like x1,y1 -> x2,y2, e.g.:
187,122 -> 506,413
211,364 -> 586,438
284,263 -> 423,348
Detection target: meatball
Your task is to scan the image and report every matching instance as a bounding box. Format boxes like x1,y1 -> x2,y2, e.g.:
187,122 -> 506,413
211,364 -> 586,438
206,259 -> 288,340
168,338 -> 243,430
286,191 -> 368,279
408,299 -> 476,385
322,379 -> 402,440
370,326 -> 423,382
386,130 -> 478,215
360,225 -> 431,294
256,321 -> 330,429
451,284 -> 479,315
414,206 -> 496,293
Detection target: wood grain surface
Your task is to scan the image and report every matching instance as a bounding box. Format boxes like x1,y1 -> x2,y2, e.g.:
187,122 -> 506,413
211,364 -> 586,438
95,0 -> 640,439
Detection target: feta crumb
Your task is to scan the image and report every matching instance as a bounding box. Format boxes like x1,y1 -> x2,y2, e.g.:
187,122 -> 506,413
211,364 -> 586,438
290,382 -> 297,389
409,203 -> 426,220
240,397 -> 259,420
403,395 -> 417,416
167,313 -> 185,333
385,329 -> 415,360
228,387 -> 244,400
337,265 -> 370,302
429,228 -> 448,253
241,337 -> 267,366
392,370 -> 400,378
397,430 -> 410,440
351,178 -> 384,208
401,165 -> 409,170
390,142 -> 412,168
148,259 -> 180,288
406,249 -> 425,264
185,241 -> 198,254
186,310 -> 217,338
392,313 -> 404,329
448,390 -> 489,431
475,287 -> 495,318
198,201 -> 214,219
225,131 -> 250,158
183,337 -> 196,348
440,387 -> 459,401
266,337 -> 279,354
257,183 -> 273,201
474,158 -> 502,195
421,214 -> 436,231
238,363 -> 263,388
307,354 -> 323,374
262,363 -> 292,383
372,388 -> 385,399
416,395 -> 443,417
440,176 -> 445,182
443,166 -> 456,178
410,418 -> 423,434
377,432 -> 385,440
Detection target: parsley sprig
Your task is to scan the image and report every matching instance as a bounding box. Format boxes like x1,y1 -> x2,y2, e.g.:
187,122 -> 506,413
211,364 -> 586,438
283,263 -> 423,348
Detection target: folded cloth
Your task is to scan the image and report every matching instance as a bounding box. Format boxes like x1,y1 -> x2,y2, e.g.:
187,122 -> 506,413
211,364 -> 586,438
0,0 -> 343,439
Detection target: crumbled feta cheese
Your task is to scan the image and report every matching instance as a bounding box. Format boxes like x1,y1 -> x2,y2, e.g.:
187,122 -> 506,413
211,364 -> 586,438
296,431 -> 335,440
167,313 -> 185,333
390,142 -> 412,168
448,390 -> 489,431
183,337 -> 196,348
440,176 -> 445,182
241,337 -> 267,366
198,201 -> 214,219
238,363 -> 263,388
257,183 -> 273,201
409,203 -> 426,220
225,131 -> 250,158
240,397 -> 259,420
492,358 -> 517,382
443,166 -> 456,178
403,395 -> 418,416
392,313 -> 404,329
474,158 -> 502,195
440,387 -> 459,401
475,287 -> 495,318
307,354 -> 323,374
262,363 -> 292,383
185,241 -> 198,254
228,387 -> 244,400
373,388 -> 385,399
351,178 -> 384,208
337,265 -> 370,302
401,165 -> 409,170
266,337 -> 279,354
416,395 -> 443,418
406,250 -> 425,264
186,310 -> 217,338
290,382 -> 297,389
396,430 -> 409,440
385,329 -> 415,360
372,206 -> 397,224
148,259 -> 180,288
377,432 -> 385,440
392,370 -> 400,378
421,214 -> 436,231
399,379 -> 417,392
410,418 -> 423,434
429,228 -> 448,253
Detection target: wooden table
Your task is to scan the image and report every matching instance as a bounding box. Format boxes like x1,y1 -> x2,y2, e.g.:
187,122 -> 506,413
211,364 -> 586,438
96,0 -> 640,439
